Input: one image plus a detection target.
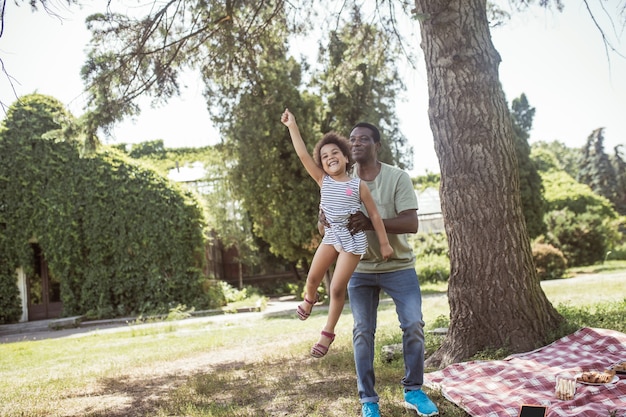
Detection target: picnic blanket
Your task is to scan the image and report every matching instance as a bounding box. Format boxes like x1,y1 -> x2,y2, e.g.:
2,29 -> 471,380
424,327 -> 626,417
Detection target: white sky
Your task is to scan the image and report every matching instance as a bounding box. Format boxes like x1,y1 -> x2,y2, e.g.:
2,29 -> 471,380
1,1 -> 625,176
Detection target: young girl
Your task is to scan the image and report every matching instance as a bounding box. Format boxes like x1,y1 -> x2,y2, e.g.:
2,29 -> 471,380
280,108 -> 393,358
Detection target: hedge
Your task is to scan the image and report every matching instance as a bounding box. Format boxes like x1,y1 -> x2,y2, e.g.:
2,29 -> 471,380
0,94 -> 211,323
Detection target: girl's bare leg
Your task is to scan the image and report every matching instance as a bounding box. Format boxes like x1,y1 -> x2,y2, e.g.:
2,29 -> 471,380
315,251 -> 361,349
297,244 -> 338,317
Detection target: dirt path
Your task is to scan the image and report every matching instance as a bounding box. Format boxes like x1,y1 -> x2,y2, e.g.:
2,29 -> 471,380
0,298 -> 302,344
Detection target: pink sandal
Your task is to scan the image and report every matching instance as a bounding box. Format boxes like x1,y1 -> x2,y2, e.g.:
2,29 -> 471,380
296,293 -> 319,320
311,330 -> 335,358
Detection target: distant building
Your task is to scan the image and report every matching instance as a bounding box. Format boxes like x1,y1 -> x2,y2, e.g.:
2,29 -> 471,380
416,187 -> 444,234
167,161 -> 210,194
167,161 -> 293,287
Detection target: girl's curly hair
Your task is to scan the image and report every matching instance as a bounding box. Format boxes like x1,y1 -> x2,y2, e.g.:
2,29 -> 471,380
313,131 -> 354,173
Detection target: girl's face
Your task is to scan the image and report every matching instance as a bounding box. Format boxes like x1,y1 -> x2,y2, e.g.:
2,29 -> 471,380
320,143 -> 348,176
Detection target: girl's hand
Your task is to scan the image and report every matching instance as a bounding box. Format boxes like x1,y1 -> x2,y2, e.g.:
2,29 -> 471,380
281,108 -> 295,127
381,243 -> 394,260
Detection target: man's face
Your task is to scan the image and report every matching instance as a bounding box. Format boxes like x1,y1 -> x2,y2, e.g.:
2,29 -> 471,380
349,126 -> 379,164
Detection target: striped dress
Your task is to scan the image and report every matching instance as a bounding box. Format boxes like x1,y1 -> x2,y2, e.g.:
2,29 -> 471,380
320,175 -> 368,255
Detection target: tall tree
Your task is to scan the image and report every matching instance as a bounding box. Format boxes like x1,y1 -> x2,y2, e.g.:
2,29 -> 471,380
80,1 -> 320,267
198,4 -> 325,267
80,1 -> 305,138
79,1 -> 412,267
611,145 -> 626,215
315,8 -> 413,169
412,0 -> 562,366
510,93 -> 546,238
222,57 -> 322,266
578,128 -> 619,209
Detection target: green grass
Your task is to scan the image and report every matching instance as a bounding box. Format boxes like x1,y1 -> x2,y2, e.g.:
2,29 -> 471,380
0,267 -> 624,416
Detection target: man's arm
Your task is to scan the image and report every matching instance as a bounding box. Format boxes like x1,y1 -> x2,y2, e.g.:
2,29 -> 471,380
317,209 -> 328,236
382,209 -> 418,234
347,209 -> 418,235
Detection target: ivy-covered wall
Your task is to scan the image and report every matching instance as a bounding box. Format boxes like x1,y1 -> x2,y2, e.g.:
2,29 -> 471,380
0,94 -> 211,323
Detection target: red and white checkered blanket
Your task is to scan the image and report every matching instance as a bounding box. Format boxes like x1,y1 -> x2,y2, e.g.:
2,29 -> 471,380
424,327 -> 626,417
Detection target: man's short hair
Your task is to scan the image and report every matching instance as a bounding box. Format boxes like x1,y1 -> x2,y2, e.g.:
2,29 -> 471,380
352,122 -> 381,143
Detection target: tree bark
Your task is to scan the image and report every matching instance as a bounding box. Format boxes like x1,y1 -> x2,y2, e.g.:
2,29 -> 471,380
413,0 -> 563,367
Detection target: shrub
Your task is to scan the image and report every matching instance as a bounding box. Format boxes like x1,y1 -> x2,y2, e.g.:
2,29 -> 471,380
0,259 -> 22,324
540,170 -> 622,267
543,209 -> 619,267
410,233 -> 450,283
416,254 -> 450,283
541,170 -> 616,217
219,282 -> 263,303
410,232 -> 449,257
605,216 -> 626,261
607,244 -> 626,261
203,279 -> 227,308
532,242 -> 567,280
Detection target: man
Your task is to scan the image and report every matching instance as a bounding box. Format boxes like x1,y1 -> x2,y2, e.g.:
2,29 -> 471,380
347,122 -> 438,417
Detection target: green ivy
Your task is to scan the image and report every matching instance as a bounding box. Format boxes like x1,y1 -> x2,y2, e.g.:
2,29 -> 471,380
0,94 -> 211,323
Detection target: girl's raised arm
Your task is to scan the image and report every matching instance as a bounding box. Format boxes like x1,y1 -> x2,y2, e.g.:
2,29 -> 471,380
281,108 -> 324,186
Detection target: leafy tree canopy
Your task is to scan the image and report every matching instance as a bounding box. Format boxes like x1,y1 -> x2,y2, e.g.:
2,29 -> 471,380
510,93 -> 546,238
77,1 -> 411,266
531,140 -> 580,177
611,144 -> 626,214
578,128 -> 621,213
315,8 -> 413,169
541,169 -> 617,218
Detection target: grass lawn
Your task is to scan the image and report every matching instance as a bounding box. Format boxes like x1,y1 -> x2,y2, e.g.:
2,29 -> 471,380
1,264 -> 625,416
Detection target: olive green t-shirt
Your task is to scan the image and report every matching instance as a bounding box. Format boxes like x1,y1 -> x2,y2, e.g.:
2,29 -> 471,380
354,162 -> 418,273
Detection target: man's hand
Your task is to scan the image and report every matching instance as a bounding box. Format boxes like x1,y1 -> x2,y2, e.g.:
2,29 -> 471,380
348,211 -> 373,235
318,209 -> 329,235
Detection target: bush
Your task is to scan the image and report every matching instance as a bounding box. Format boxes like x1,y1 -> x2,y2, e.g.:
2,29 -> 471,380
219,282 -> 262,303
532,242 -> 567,280
203,279 -> 227,308
416,254 -> 450,283
0,260 -> 22,324
541,170 -> 616,217
543,209 -> 620,267
410,233 -> 450,283
410,232 -> 449,257
606,216 -> 626,261
607,243 -> 626,261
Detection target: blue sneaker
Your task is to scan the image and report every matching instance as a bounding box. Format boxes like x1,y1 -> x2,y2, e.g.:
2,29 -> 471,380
361,402 -> 380,417
404,389 -> 439,416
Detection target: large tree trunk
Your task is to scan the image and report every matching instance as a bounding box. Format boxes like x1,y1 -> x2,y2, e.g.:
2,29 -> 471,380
413,0 -> 563,367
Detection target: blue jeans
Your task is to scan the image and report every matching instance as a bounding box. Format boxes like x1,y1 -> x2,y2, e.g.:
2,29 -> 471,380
348,268 -> 426,403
